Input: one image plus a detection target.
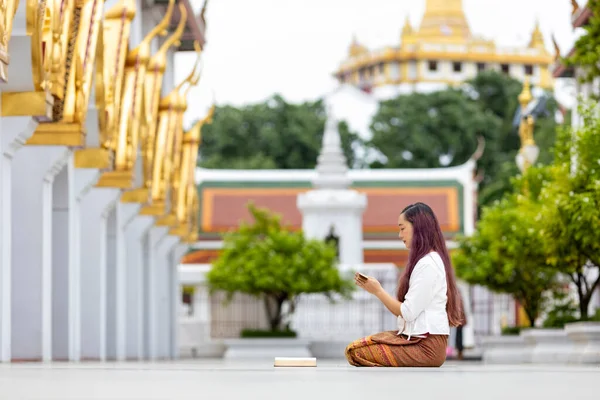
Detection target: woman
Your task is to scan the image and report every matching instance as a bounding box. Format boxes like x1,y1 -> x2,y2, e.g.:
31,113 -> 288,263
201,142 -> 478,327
345,202 -> 465,367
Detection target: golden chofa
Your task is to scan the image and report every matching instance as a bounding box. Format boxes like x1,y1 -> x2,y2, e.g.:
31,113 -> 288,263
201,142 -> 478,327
121,1 -> 188,204
0,0 -> 19,82
172,183 -> 201,242
74,0 -> 137,170
185,188 -> 201,243
27,0 -> 105,146
168,103 -> 212,237
154,50 -> 202,226
141,42 -> 201,218
0,0 -> 71,122
96,0 -> 175,189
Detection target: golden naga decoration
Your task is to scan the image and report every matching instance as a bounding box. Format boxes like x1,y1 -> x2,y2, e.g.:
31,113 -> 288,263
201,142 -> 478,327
0,0 -> 65,121
152,50 -> 202,225
0,0 -> 18,82
122,0 -> 187,203
96,0 -> 175,188
28,0 -> 105,146
183,188 -> 200,243
156,46 -> 202,226
74,0 -> 137,169
169,103 -> 214,237
141,41 -> 200,217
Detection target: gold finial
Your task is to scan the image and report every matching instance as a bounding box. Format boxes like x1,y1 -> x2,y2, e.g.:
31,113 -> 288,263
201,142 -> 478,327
571,0 -> 580,15
518,78 -> 536,150
551,33 -> 561,61
140,0 -> 175,46
157,2 -> 187,53
187,100 -> 215,145
176,41 -> 203,93
201,0 -> 209,21
518,78 -> 532,111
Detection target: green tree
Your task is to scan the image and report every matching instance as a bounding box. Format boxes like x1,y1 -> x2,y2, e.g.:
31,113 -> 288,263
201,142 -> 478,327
197,95 -> 362,169
367,71 -> 559,209
205,203 -> 354,332
368,88 -> 501,169
538,103 -> 600,319
453,167 -> 559,326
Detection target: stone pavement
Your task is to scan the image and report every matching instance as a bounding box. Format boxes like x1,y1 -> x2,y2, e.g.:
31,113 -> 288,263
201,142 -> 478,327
0,359 -> 598,400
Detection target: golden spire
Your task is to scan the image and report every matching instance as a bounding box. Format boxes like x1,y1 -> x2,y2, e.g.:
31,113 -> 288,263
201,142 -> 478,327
528,19 -> 545,51
419,0 -> 470,41
348,34 -> 368,57
401,16 -> 413,36
401,15 -> 416,45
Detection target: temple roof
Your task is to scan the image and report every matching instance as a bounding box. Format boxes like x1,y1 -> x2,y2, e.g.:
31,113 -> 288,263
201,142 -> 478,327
194,162 -> 475,240
334,0 -> 552,86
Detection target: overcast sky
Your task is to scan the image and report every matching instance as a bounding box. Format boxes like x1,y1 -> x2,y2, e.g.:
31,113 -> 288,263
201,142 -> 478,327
178,0 -> 582,126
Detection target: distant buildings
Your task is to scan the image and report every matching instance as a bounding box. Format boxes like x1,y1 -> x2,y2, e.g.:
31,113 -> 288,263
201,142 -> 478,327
333,0 -> 554,99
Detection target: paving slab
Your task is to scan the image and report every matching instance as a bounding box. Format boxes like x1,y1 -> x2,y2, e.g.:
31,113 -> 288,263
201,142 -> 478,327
0,359 -> 598,400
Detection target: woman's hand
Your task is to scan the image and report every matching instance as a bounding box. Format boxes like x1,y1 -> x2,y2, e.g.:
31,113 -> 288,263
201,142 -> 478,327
355,272 -> 383,295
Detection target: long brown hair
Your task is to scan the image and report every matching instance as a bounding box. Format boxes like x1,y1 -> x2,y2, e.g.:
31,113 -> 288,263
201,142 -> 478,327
396,202 -> 465,327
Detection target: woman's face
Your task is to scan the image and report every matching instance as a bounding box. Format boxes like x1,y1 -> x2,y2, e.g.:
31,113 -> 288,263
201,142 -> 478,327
398,213 -> 414,249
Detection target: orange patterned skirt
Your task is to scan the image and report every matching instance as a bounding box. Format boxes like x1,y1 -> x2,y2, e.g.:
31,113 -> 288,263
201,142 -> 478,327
345,331 -> 448,367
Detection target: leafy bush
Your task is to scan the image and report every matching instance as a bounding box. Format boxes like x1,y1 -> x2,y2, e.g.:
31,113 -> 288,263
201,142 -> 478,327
542,291 -> 580,328
206,203 -> 354,333
501,326 -> 521,336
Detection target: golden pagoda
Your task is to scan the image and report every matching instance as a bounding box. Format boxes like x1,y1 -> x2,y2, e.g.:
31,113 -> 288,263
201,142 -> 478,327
334,0 -> 553,96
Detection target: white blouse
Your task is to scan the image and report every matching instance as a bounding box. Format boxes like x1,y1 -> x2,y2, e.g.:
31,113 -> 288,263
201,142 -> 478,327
397,252 -> 450,339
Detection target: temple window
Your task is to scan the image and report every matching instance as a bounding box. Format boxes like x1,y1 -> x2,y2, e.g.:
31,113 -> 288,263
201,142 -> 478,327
501,64 -> 510,74
477,63 -> 486,72
428,61 -> 438,71
378,62 -> 385,75
524,64 -> 534,76
453,62 -> 462,73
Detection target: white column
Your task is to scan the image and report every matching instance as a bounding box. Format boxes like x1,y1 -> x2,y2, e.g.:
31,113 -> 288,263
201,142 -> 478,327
170,244 -> 188,359
51,159 -> 72,361
141,229 -> 152,359
147,226 -> 169,360
105,205 -> 117,360
0,0 -> 47,361
123,214 -> 154,360
11,146 -> 70,361
105,201 -> 139,361
156,235 -> 180,359
80,188 -> 120,360
0,117 -> 37,362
